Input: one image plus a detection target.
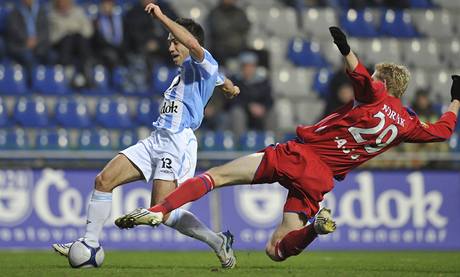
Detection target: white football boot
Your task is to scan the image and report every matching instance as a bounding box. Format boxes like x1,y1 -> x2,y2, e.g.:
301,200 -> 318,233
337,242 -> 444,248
52,238 -> 84,257
215,231 -> 236,269
114,208 -> 164,229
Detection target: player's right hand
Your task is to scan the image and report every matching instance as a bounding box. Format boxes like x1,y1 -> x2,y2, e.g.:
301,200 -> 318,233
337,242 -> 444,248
145,3 -> 164,19
451,75 -> 460,102
329,26 -> 351,56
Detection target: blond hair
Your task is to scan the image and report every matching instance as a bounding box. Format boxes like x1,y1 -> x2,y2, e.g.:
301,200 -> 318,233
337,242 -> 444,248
374,63 -> 411,98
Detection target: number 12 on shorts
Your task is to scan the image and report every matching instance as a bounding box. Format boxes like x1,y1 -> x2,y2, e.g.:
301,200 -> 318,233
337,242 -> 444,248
161,158 -> 172,169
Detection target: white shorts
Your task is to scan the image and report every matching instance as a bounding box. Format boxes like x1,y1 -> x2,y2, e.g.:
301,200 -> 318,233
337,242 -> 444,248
120,128 -> 197,184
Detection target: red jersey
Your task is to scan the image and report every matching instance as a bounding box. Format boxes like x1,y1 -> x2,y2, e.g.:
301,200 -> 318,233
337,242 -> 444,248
296,62 -> 457,180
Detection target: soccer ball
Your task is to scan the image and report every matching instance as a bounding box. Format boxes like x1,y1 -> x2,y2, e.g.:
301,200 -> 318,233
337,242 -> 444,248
68,240 -> 105,268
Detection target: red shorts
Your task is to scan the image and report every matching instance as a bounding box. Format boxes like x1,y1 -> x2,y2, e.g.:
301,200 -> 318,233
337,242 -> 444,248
252,140 -> 334,218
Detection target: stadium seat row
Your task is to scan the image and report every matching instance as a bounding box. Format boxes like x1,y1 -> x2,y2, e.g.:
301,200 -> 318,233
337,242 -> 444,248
270,65 -> 457,102
0,128 -> 277,152
0,128 -> 137,151
255,36 -> 460,70
0,64 -> 178,96
0,96 -> 160,128
3,126 -> 460,153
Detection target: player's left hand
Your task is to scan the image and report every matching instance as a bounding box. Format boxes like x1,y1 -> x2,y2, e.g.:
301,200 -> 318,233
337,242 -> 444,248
145,3 -> 164,19
329,26 -> 351,56
451,75 -> 460,102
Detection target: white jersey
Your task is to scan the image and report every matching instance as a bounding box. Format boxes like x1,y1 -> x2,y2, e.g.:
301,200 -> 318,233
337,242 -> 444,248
153,48 -> 224,133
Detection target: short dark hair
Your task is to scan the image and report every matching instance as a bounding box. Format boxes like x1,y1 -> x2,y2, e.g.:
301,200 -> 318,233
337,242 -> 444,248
175,18 -> 205,46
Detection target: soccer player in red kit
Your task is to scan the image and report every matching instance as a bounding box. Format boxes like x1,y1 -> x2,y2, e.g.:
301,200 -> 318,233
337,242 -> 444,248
115,26 -> 460,262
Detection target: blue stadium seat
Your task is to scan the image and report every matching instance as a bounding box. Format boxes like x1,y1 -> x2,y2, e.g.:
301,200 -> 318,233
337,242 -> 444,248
0,37 -> 5,60
410,0 -> 434,8
32,65 -> 71,95
14,97 -> 50,127
78,129 -> 113,150
81,2 -> 99,20
0,128 -> 30,150
380,10 -> 419,38
112,66 -> 129,94
113,66 -> 149,95
95,97 -> 133,128
200,131 -> 235,151
81,65 -> 113,95
35,129 -> 70,150
0,5 -> 11,35
340,9 -> 379,38
0,64 -> 28,95
337,0 -> 350,9
287,39 -> 328,68
239,131 -> 276,151
78,0 -> 135,5
152,65 -> 178,94
136,98 -> 159,126
55,98 -> 91,128
313,68 -> 333,98
0,97 -> 9,127
119,129 -> 138,149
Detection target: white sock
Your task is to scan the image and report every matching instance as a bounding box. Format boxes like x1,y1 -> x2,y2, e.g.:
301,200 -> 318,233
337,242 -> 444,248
164,209 -> 223,252
83,190 -> 112,247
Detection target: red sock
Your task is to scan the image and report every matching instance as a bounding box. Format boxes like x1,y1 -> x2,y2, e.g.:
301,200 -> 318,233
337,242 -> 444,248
274,224 -> 318,261
149,173 -> 215,215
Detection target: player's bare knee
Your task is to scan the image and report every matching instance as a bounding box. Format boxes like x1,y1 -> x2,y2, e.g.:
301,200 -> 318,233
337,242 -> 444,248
94,172 -> 114,192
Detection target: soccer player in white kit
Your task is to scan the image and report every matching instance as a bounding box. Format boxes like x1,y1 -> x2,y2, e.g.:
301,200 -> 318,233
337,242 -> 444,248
52,3 -> 240,268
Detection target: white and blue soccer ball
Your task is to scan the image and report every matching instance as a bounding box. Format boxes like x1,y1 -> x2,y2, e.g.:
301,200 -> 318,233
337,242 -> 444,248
68,240 -> 105,268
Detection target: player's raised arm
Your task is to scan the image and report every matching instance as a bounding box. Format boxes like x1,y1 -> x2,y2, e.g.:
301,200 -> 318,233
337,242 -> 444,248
329,26 -> 385,103
145,3 -> 204,61
329,26 -> 358,71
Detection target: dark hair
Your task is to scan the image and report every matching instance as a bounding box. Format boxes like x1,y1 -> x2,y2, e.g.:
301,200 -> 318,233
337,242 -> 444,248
175,18 -> 205,46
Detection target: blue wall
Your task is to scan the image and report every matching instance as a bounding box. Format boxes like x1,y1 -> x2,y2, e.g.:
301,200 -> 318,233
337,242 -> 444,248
0,169 -> 459,250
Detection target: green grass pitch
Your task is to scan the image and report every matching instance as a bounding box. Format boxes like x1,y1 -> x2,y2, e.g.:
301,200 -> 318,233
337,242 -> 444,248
1,250 -> 459,276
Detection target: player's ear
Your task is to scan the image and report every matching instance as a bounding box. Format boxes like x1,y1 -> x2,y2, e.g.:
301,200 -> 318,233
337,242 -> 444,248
382,79 -> 388,90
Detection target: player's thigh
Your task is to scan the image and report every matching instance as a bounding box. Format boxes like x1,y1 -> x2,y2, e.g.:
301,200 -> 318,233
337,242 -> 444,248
266,212 -> 307,251
207,152 -> 264,187
95,154 -> 144,191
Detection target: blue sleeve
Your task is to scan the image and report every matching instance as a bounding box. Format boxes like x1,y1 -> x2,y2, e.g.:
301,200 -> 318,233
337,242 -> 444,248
191,48 -> 220,80
216,71 -> 225,86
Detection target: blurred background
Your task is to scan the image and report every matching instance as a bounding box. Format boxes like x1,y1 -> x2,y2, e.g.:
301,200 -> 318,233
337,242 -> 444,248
0,0 -> 459,251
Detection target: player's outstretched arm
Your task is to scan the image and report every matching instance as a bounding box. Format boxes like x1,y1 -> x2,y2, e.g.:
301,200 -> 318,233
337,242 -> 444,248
406,75 -> 460,143
145,3 -> 204,61
447,75 -> 460,116
218,77 -> 240,99
329,26 -> 358,72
